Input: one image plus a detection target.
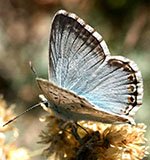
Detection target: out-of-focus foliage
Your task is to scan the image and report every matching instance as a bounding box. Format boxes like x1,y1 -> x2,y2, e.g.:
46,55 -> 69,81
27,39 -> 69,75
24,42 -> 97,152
0,0 -> 149,159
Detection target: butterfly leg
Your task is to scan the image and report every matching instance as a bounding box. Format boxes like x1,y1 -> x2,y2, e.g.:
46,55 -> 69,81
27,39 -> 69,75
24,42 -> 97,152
75,122 -> 89,134
56,120 -> 83,144
71,123 -> 84,144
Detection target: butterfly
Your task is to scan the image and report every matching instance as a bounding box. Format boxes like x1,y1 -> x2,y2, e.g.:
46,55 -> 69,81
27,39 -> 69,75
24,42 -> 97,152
36,10 -> 143,125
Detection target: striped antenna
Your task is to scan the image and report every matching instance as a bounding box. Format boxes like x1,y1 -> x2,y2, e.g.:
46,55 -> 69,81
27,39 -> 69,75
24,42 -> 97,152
3,102 -> 44,127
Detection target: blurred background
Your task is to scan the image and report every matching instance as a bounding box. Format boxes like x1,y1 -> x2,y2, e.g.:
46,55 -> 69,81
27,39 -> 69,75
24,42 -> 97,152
0,0 -> 149,159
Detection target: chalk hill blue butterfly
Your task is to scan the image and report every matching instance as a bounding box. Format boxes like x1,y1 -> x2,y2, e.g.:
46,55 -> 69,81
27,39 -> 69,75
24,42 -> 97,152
36,10 -> 143,124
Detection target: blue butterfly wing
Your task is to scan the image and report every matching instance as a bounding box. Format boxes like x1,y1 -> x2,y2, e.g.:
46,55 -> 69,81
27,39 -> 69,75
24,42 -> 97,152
49,11 -> 107,85
49,10 -> 143,117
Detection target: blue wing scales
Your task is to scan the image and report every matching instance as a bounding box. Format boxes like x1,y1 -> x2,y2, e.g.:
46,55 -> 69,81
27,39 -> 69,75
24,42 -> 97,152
48,10 -> 143,117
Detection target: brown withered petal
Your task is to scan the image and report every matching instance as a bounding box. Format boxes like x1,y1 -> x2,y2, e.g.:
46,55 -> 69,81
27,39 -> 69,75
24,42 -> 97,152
39,107 -> 148,160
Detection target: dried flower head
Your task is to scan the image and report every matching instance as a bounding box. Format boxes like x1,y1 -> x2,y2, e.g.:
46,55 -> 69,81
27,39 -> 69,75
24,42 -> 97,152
0,95 -> 30,160
40,105 -> 148,160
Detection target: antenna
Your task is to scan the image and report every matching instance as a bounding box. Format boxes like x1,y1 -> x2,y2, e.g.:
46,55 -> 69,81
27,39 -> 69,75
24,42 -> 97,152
2,62 -> 44,127
3,102 -> 44,127
29,61 -> 38,77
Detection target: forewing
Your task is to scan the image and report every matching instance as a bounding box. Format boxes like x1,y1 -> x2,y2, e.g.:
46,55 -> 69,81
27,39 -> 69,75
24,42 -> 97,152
48,10 -> 143,118
49,10 -> 109,87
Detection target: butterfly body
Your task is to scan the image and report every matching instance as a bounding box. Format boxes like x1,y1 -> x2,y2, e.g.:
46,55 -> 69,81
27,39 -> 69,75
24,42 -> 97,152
37,10 -> 143,124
